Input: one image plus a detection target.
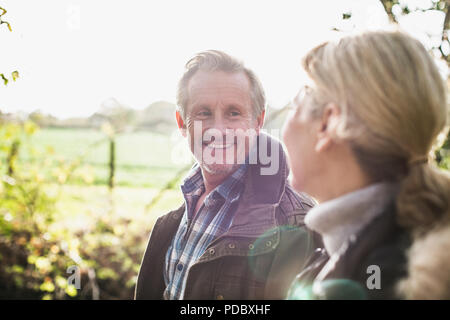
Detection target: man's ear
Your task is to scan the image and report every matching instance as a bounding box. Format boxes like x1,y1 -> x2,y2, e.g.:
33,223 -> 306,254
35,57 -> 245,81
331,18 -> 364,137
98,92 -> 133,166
315,103 -> 340,153
176,110 -> 187,137
256,109 -> 265,134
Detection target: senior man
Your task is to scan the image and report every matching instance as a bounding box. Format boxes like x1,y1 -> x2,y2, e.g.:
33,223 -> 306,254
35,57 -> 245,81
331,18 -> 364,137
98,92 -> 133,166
135,50 -> 316,300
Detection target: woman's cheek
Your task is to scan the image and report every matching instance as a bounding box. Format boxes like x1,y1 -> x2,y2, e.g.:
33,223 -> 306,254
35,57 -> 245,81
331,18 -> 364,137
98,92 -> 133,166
282,117 -> 297,152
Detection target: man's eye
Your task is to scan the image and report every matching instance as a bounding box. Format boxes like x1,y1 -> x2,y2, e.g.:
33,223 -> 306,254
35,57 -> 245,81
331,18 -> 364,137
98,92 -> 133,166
229,111 -> 240,116
197,111 -> 211,117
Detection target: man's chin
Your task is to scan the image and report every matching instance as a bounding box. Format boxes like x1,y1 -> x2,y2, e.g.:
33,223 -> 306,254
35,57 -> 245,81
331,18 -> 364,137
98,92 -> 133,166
201,163 -> 240,176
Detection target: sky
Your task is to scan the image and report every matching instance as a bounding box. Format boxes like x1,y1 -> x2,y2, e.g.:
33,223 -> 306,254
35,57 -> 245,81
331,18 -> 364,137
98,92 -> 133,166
0,0 -> 443,119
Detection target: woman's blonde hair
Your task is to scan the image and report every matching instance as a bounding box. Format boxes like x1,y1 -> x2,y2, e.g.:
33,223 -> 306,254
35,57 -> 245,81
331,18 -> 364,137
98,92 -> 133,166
301,30 -> 450,299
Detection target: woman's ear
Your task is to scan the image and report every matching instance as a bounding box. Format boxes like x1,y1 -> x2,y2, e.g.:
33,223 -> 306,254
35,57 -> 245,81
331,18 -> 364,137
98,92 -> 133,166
175,111 -> 187,137
315,103 -> 341,153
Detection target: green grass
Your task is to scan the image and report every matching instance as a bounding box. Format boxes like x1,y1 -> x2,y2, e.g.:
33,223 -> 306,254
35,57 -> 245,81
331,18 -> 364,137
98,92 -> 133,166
13,127 -> 189,226
44,183 -> 184,233
18,127 -> 191,188
20,127 -> 107,165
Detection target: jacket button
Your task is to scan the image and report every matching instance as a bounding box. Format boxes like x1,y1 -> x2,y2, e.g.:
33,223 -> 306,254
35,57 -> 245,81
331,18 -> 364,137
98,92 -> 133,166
228,243 -> 235,249
216,294 -> 224,300
209,248 -> 215,255
266,240 -> 272,247
248,244 -> 254,250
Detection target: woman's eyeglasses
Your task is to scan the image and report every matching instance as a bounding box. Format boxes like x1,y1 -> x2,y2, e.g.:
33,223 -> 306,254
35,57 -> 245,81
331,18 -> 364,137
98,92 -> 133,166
287,85 -> 313,111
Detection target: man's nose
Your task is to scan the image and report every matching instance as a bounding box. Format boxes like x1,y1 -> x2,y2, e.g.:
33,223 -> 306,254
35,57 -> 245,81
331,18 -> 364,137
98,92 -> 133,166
211,114 -> 229,135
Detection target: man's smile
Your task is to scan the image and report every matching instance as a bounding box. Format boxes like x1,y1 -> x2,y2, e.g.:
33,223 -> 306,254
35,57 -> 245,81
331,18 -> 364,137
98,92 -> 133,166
204,142 -> 235,150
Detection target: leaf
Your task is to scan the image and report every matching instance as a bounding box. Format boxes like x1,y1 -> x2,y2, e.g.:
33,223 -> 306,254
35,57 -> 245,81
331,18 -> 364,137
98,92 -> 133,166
35,257 -> 51,272
24,121 -> 38,135
55,276 -> 67,289
12,265 -> 24,274
342,12 -> 352,20
11,70 -> 19,81
40,280 -> 55,292
65,285 -> 78,297
0,73 -> 8,85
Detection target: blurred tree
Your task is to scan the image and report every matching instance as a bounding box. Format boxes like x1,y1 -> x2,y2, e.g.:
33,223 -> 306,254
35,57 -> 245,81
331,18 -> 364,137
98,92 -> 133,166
378,0 -> 450,169
97,98 -> 136,134
379,0 -> 450,62
334,1 -> 450,168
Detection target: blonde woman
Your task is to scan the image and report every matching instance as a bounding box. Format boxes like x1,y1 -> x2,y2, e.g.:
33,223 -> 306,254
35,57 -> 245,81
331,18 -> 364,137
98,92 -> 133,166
282,31 -> 450,299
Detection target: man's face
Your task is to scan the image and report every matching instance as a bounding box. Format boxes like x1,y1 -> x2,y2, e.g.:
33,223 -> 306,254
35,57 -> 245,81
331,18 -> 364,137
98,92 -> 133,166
178,70 -> 263,176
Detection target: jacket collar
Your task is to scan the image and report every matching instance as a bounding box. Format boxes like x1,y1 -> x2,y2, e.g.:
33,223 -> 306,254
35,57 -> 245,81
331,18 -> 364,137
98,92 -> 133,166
223,132 -> 290,238
198,132 -> 292,260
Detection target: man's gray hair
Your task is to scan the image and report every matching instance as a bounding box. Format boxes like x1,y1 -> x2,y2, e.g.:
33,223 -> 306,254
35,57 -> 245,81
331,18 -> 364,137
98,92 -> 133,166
176,50 -> 266,119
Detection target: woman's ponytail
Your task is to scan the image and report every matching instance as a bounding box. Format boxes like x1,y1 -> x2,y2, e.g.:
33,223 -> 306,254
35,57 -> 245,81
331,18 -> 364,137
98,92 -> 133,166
396,163 -> 450,299
396,163 -> 450,235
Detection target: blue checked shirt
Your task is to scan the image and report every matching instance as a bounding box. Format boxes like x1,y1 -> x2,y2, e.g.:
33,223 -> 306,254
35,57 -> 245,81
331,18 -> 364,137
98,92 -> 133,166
163,163 -> 248,300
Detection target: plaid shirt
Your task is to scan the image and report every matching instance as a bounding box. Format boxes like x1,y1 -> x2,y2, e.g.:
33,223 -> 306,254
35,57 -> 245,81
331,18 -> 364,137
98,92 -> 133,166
163,163 -> 248,300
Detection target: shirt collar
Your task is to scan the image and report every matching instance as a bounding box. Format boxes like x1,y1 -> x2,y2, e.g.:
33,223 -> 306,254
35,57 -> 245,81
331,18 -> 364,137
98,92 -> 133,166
304,182 -> 399,256
180,163 -> 248,202
215,163 -> 248,200
180,163 -> 204,197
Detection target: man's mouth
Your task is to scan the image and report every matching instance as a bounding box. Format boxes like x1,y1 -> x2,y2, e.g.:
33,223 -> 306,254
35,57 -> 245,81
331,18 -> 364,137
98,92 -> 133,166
202,135 -> 238,150
203,141 -> 235,149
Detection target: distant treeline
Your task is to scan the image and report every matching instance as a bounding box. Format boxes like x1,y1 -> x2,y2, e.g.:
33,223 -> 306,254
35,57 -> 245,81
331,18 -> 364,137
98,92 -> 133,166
1,100 -> 178,134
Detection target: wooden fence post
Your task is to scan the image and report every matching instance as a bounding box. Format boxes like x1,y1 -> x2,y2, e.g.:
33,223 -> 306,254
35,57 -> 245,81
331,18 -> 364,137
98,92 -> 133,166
7,139 -> 20,176
108,138 -> 115,190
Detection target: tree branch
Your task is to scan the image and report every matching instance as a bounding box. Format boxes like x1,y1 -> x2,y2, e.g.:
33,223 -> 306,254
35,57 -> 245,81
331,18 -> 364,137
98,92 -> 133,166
442,1 -> 450,37
0,7 -> 12,31
379,0 -> 398,23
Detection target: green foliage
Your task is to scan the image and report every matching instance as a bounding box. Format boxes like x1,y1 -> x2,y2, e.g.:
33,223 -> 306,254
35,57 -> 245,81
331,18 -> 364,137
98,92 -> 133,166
0,121 -> 71,299
0,71 -> 19,86
435,130 -> 450,170
0,121 -> 176,299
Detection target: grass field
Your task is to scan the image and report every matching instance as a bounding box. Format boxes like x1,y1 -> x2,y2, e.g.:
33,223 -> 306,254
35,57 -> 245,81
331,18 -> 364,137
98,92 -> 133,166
18,127 -> 192,189
13,127 -> 189,225
45,183 -> 183,233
